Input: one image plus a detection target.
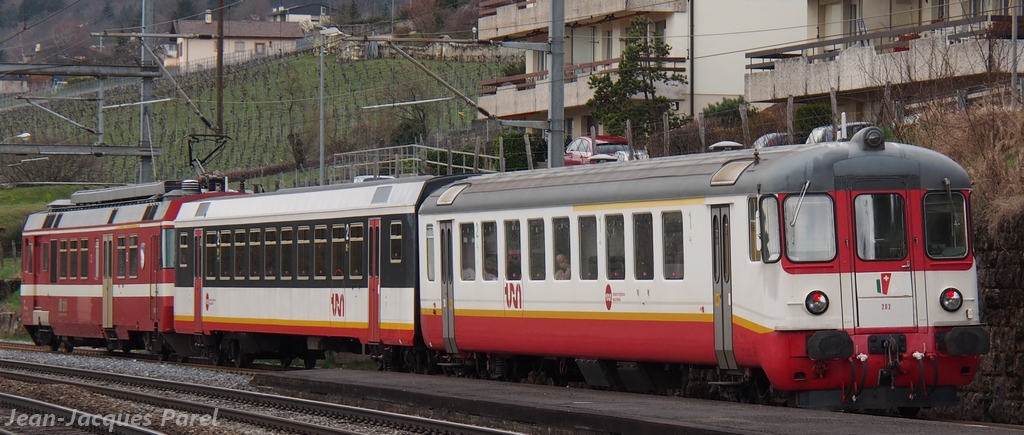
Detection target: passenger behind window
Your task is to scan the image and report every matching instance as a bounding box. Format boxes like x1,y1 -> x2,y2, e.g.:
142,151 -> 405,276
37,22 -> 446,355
554,253 -> 571,280
507,251 -> 522,280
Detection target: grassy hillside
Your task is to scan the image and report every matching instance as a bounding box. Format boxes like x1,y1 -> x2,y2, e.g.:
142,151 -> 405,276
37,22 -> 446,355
0,186 -> 80,255
0,53 -> 504,185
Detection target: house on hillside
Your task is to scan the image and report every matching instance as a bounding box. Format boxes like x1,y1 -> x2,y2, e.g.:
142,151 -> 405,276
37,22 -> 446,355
474,0 -> 805,137
269,3 -> 337,30
745,1 -> 1024,123
164,11 -> 306,72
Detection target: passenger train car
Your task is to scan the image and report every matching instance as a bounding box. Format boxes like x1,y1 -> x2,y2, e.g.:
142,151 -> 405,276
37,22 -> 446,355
20,178 -> 234,355
21,127 -> 989,413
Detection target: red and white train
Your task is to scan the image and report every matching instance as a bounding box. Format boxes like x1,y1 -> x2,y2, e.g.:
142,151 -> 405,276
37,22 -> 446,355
21,127 -> 989,413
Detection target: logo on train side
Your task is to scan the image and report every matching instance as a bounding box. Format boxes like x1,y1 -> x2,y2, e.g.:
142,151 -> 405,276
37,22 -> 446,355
331,293 -> 345,317
204,293 -> 215,310
605,284 -> 612,310
876,273 -> 891,295
504,282 -> 521,309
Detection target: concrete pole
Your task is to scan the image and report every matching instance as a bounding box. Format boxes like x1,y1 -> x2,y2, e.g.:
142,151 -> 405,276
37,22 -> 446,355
548,0 -> 565,167
319,34 -> 325,186
1012,9 -> 1018,105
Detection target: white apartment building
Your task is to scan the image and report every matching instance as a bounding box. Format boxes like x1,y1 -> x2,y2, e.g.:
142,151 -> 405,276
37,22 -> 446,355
745,1 -> 1023,121
476,0 -> 805,137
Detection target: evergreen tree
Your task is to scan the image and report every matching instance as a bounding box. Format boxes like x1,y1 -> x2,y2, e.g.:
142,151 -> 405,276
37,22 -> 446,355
586,16 -> 687,138
172,0 -> 198,21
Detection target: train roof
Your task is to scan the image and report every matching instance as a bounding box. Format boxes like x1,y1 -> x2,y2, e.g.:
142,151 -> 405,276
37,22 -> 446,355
420,129 -> 971,215
173,176 -> 439,227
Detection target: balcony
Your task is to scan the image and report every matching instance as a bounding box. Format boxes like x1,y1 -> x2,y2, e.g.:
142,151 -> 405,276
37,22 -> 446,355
745,15 -> 1024,103
478,57 -> 687,119
477,0 -> 684,40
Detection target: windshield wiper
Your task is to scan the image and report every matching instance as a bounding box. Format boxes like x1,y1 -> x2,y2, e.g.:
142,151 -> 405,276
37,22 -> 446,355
789,180 -> 810,227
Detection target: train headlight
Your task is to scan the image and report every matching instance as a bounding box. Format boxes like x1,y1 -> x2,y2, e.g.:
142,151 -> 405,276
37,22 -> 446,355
940,288 -> 963,312
805,291 -> 829,315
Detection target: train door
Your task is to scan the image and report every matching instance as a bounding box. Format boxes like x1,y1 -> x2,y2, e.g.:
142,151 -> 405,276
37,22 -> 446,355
367,218 -> 381,343
193,229 -> 204,333
439,220 -> 458,353
102,234 -> 114,329
711,205 -> 738,370
149,233 -> 158,322
849,184 -> 917,329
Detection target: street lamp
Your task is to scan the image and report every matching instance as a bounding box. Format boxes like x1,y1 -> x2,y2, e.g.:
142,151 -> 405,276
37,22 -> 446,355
319,27 -> 341,186
2,132 -> 30,142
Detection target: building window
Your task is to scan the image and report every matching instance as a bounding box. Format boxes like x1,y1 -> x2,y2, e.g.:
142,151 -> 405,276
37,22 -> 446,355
255,43 -> 266,54
235,41 -> 245,52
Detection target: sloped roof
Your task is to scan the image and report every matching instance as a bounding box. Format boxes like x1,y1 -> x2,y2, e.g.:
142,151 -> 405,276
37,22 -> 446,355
171,20 -> 304,39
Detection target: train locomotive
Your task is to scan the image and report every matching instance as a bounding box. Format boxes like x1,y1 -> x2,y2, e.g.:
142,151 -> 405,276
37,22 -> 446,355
21,127 -> 990,413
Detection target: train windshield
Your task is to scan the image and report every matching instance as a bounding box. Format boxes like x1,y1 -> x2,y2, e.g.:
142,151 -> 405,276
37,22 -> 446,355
783,194 -> 836,262
923,192 -> 969,259
854,194 -> 906,261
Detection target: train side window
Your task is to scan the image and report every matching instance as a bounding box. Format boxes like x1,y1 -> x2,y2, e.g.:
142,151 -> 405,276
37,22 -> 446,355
482,222 -> 497,281
314,226 -> 328,279
248,229 -> 261,280
460,223 -> 476,281
297,226 -> 311,280
606,215 -> 625,280
234,230 -> 247,279
505,220 -> 522,280
579,216 -> 598,280
331,225 -> 347,280
425,225 -> 435,281
205,232 -> 218,280
69,240 -> 78,280
663,212 -> 684,279
162,230 -> 175,269
390,221 -> 403,264
349,224 -> 364,279
219,230 -> 232,279
80,238 -> 89,278
552,217 -> 570,280
24,241 -> 32,274
129,235 -> 139,278
528,219 -> 545,280
759,196 -> 781,262
747,197 -> 761,262
178,232 -> 189,268
42,241 -> 49,272
854,194 -> 906,261
264,228 -> 278,280
783,194 -> 836,262
281,227 -> 295,280
923,192 -> 968,259
116,236 -> 127,279
634,213 -> 654,280
59,239 -> 68,280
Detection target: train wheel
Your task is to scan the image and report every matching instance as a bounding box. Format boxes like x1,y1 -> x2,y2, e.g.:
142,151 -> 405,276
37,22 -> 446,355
303,356 -> 317,369
897,407 -> 920,418
157,348 -> 170,362
58,340 -> 74,353
232,342 -> 250,368
174,355 -> 189,364
280,354 -> 293,367
48,339 -> 60,352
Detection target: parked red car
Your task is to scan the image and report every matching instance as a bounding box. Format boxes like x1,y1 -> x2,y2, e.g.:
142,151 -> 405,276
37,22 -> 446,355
564,135 -> 649,166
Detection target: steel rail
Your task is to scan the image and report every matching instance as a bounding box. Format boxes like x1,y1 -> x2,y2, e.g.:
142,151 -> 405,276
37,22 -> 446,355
0,359 -> 519,435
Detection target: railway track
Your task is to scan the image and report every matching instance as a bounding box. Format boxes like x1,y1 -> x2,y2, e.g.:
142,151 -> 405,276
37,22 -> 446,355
0,341 -> 288,376
0,393 -> 165,435
0,359 -> 519,435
